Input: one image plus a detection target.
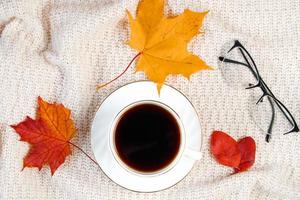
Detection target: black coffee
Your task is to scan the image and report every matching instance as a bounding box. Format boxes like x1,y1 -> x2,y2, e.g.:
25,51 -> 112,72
115,103 -> 181,173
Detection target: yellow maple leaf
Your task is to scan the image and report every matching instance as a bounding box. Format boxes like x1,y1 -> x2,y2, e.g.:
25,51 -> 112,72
127,0 -> 212,91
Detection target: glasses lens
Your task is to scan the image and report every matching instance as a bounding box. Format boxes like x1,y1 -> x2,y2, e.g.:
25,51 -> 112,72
249,90 -> 295,136
219,41 -> 259,89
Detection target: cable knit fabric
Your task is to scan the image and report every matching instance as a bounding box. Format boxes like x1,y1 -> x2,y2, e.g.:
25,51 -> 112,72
0,0 -> 299,199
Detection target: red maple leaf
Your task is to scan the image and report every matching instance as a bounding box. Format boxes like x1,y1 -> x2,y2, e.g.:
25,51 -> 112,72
11,97 -> 76,175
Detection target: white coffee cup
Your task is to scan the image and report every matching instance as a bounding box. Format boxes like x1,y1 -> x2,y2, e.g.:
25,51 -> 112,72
91,81 -> 202,192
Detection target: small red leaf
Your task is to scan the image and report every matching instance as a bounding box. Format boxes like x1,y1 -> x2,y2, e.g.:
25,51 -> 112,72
211,131 -> 241,168
235,137 -> 256,172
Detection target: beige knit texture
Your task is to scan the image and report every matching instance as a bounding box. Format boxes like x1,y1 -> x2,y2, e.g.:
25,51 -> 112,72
0,0 -> 299,199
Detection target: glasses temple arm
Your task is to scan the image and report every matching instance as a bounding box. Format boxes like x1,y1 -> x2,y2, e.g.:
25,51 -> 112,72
265,96 -> 275,142
272,96 -> 299,133
234,41 -> 262,78
219,57 -> 249,67
259,78 -> 297,128
238,49 -> 261,81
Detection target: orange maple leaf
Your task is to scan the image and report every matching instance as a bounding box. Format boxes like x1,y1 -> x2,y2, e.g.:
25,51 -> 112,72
97,0 -> 212,92
11,97 -> 76,175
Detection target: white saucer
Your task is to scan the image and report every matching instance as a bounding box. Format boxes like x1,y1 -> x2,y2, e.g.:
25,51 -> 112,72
91,81 -> 202,192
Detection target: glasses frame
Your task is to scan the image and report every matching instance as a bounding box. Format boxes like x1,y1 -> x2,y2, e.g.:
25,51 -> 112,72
219,40 -> 299,142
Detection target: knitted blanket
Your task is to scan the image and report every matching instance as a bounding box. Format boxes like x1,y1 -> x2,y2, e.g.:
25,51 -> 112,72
0,0 -> 299,199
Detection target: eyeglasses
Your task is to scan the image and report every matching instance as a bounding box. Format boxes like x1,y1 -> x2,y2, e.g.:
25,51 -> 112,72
219,40 -> 299,142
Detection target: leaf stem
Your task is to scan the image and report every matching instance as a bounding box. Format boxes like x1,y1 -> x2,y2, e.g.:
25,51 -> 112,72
69,142 -> 101,169
96,52 -> 141,90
